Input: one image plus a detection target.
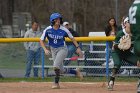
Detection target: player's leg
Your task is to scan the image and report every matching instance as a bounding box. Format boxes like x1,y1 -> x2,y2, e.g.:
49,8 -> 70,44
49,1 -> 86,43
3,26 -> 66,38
123,51 -> 140,92
64,67 -> 83,81
108,51 -> 122,90
134,39 -> 140,67
137,75 -> 140,93
108,67 -> 119,90
123,51 -> 138,75
134,40 -> 140,93
51,47 -> 68,89
133,38 -> 140,92
51,48 -> 60,89
124,51 -> 139,66
52,67 -> 60,89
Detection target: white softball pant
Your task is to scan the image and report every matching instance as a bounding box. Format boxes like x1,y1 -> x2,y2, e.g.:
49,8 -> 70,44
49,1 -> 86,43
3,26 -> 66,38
50,46 -> 68,73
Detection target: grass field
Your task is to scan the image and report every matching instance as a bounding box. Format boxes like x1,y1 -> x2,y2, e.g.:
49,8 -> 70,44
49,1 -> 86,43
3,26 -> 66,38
0,42 -> 82,70
0,43 -> 52,69
0,76 -> 138,82
0,43 -> 26,69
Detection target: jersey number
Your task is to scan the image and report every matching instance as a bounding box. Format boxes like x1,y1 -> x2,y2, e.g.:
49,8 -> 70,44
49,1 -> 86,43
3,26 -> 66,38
129,6 -> 137,24
54,39 -> 57,44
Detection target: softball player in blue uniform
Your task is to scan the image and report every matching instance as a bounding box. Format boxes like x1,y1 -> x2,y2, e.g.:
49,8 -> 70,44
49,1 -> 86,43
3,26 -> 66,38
40,13 -> 83,89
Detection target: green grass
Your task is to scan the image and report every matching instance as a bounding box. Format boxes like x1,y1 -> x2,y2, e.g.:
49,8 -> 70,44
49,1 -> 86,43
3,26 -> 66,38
0,43 -> 26,69
0,42 -> 86,69
0,43 -> 53,69
0,76 -> 138,82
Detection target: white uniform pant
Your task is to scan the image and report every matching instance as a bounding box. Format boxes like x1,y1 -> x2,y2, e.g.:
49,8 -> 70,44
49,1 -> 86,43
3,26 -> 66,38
50,46 -> 68,73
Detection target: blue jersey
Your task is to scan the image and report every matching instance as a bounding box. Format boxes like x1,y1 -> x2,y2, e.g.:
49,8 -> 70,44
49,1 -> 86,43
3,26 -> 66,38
40,25 -> 73,48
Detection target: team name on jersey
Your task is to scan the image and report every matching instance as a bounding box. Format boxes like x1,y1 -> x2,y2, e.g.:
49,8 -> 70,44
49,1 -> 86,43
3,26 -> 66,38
48,34 -> 63,39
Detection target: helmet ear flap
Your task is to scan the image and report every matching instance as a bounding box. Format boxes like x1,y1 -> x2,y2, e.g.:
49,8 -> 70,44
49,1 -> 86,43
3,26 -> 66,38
51,19 -> 55,26
60,18 -> 63,24
51,18 -> 63,26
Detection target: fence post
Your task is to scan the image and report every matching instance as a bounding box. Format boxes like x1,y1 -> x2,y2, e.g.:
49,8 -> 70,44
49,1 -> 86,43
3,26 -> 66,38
106,41 -> 109,82
41,48 -> 45,79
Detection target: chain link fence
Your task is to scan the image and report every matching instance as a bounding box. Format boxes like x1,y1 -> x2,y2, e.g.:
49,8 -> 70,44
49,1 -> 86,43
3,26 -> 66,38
0,42 -> 139,79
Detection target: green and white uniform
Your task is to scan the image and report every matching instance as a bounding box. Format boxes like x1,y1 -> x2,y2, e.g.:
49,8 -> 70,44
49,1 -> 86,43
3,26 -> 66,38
112,31 -> 138,69
129,1 -> 140,92
129,0 -> 140,60
108,29 -> 139,90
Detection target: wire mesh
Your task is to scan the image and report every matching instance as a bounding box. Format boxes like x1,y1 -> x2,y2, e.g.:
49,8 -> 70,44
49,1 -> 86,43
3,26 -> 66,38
0,42 -> 139,79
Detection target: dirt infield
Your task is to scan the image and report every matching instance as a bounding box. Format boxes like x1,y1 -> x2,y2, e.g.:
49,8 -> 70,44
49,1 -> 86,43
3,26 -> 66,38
0,82 -> 137,93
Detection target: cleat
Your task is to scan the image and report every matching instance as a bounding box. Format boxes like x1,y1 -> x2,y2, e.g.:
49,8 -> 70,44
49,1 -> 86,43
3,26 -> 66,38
137,80 -> 140,93
76,68 -> 83,81
108,80 -> 114,91
108,76 -> 115,91
52,83 -> 60,89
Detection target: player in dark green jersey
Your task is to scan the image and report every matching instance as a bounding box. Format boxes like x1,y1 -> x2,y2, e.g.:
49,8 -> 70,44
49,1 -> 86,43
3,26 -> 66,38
108,17 -> 139,90
129,0 -> 140,92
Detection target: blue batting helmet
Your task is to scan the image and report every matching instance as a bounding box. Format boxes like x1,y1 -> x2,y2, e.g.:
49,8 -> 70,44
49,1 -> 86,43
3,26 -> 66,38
50,13 -> 62,23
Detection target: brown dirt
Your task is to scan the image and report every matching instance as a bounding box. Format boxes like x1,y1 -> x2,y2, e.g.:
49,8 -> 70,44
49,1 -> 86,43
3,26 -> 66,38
0,82 -> 137,93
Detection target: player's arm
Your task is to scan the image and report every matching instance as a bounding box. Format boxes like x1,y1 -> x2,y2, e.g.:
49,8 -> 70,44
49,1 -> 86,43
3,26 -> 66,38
63,26 -> 83,57
112,32 -> 122,50
63,26 -> 80,48
113,18 -> 130,50
71,37 -> 80,48
70,38 -> 83,58
125,22 -> 131,35
40,40 -> 47,50
40,29 -> 50,55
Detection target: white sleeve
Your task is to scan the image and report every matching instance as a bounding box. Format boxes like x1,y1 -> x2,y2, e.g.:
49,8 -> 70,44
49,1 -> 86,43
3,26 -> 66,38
40,29 -> 47,41
60,26 -> 73,38
40,26 -> 52,40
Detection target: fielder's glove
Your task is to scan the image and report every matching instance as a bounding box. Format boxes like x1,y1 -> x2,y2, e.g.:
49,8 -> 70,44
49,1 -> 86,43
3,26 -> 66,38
118,35 -> 131,51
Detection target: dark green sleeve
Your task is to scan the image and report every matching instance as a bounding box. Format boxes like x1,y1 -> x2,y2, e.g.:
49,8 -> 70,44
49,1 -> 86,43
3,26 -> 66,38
113,30 -> 125,49
114,30 -> 124,44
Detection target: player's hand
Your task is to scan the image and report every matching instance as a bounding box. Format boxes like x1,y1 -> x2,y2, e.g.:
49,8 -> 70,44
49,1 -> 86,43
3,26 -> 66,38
44,49 -> 51,56
76,48 -> 83,58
